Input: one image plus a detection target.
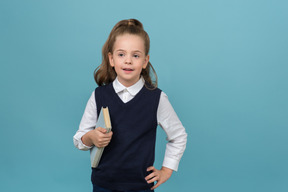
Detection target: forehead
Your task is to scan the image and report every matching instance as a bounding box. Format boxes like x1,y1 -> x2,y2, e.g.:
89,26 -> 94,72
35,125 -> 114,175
113,34 -> 145,52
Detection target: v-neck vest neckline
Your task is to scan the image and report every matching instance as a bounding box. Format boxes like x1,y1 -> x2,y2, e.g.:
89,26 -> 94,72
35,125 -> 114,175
108,83 -> 146,107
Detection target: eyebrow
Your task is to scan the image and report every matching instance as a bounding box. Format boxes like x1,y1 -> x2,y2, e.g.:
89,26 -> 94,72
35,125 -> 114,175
115,49 -> 143,54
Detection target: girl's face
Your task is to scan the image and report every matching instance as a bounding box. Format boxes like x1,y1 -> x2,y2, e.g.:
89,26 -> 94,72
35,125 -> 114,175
108,33 -> 149,87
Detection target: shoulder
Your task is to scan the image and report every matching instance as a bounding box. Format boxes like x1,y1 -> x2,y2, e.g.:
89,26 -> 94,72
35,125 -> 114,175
155,89 -> 172,108
159,91 -> 169,104
160,91 -> 168,98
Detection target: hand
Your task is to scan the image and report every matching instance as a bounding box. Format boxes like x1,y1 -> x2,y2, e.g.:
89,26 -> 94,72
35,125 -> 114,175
90,127 -> 113,148
145,166 -> 173,190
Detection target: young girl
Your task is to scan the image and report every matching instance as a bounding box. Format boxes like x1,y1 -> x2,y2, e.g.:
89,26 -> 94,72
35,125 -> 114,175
73,19 -> 187,192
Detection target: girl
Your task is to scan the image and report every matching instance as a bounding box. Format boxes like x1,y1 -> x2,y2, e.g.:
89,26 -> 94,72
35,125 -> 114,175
73,19 -> 187,192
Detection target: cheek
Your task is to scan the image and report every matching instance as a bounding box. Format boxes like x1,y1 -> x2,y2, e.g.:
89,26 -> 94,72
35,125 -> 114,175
113,62 -> 122,71
114,59 -> 122,67
114,57 -> 123,64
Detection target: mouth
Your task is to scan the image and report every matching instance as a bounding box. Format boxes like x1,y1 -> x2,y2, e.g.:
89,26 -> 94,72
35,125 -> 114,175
123,68 -> 134,71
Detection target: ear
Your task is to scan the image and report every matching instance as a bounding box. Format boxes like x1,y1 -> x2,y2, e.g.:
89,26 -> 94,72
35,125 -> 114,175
108,52 -> 114,67
143,55 -> 150,69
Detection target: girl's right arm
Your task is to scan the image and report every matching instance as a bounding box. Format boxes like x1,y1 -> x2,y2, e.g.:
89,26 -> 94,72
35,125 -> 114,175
73,91 -> 112,150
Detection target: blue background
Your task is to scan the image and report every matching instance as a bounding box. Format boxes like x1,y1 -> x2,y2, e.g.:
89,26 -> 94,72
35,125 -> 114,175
1,0 -> 287,191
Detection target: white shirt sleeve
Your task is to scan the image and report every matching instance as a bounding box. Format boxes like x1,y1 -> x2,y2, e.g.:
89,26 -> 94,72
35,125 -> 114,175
73,91 -> 97,151
157,92 -> 187,171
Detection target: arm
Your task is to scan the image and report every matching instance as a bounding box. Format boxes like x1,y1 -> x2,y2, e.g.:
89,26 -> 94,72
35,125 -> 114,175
146,92 -> 187,189
158,92 -> 187,171
73,91 -> 112,150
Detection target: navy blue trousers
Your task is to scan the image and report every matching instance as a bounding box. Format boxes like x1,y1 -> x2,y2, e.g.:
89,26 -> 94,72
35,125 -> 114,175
93,184 -> 154,192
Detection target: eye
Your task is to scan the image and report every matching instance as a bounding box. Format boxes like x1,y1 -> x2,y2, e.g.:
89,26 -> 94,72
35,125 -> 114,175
118,53 -> 124,57
133,54 -> 140,58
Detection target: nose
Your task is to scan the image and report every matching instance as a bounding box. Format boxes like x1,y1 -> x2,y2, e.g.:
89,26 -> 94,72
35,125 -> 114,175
125,55 -> 132,64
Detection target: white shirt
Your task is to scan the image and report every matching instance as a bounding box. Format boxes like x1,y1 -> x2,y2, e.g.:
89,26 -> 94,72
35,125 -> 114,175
73,77 -> 187,171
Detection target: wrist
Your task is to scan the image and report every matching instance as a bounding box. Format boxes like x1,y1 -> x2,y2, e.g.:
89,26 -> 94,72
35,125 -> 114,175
161,166 -> 173,176
82,130 -> 93,147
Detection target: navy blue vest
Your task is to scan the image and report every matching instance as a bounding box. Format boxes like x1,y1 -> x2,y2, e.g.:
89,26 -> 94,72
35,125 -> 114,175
91,83 -> 162,190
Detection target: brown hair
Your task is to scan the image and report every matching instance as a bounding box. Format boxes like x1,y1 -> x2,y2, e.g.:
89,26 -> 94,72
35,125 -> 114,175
94,19 -> 158,88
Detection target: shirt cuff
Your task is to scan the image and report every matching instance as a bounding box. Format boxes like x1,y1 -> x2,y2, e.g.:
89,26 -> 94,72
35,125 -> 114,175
162,156 -> 180,171
73,134 -> 93,151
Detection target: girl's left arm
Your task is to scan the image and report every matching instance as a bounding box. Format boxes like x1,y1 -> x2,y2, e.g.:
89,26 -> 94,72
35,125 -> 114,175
146,91 -> 187,189
158,92 -> 187,171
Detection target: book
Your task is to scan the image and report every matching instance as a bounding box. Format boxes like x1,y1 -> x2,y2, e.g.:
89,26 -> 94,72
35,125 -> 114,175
90,107 -> 112,168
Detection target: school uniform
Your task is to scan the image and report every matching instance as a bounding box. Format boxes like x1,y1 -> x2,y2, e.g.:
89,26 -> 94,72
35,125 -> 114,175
74,77 -> 187,191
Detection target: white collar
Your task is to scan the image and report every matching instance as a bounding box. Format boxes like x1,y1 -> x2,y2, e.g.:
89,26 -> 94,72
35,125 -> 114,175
113,76 -> 145,96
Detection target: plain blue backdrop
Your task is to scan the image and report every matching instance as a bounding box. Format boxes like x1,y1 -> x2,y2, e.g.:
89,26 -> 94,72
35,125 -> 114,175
1,0 -> 287,191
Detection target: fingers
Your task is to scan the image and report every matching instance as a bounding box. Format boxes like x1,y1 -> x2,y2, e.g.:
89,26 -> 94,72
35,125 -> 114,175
96,137 -> 110,147
145,172 -> 158,183
97,136 -> 112,147
151,182 -> 162,190
147,166 -> 155,172
145,168 -> 163,190
145,166 -> 173,190
96,127 -> 111,134
99,131 -> 113,139
145,166 -> 160,184
146,174 -> 159,184
95,127 -> 113,138
92,127 -> 113,147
